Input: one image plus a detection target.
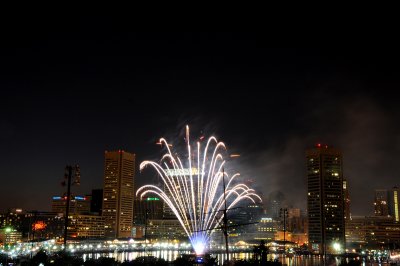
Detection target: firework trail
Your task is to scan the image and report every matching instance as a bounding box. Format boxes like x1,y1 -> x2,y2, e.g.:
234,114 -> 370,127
136,126 -> 261,255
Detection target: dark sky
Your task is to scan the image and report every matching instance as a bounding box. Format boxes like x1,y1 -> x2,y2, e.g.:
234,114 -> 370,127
1,26 -> 399,216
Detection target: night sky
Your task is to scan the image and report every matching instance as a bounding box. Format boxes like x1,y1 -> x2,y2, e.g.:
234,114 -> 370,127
1,27 -> 400,216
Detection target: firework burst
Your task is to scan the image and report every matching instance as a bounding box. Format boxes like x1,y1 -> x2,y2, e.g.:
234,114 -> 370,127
136,126 -> 261,255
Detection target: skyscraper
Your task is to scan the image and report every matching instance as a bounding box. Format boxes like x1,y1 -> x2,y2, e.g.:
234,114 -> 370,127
134,196 -> 163,225
266,190 -> 286,220
388,186 -> 400,222
51,195 -> 90,214
343,178 -> 351,220
102,150 -> 135,238
306,144 -> 345,254
374,189 -> 389,216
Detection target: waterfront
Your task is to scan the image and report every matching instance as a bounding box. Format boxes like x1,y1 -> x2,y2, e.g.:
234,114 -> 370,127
3,239 -> 396,265
81,251 -> 392,265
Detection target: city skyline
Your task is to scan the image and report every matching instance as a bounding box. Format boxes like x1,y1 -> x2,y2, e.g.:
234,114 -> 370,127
1,29 -> 400,216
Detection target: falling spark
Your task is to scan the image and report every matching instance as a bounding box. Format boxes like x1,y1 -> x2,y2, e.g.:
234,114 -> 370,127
230,154 -> 240,158
137,126 -> 261,255
156,141 -> 173,147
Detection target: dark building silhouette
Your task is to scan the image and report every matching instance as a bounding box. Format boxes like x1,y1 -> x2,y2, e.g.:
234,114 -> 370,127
343,178 -> 351,220
24,211 -> 64,241
134,196 -> 163,225
51,195 -> 90,214
374,189 -> 389,216
287,208 -> 308,234
306,144 -> 345,254
227,202 -> 264,239
90,189 -> 103,214
388,187 -> 400,222
372,187 -> 399,222
266,191 -> 286,220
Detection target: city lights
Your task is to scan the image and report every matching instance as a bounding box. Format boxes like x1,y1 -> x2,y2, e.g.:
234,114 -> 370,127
333,242 -> 341,252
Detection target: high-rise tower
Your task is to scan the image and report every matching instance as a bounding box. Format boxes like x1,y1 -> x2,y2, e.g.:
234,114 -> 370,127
374,189 -> 389,216
306,144 -> 345,254
388,186 -> 400,222
102,150 -> 135,238
343,178 -> 351,220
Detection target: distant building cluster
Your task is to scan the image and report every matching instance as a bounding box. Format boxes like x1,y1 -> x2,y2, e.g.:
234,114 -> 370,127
1,146 -> 399,255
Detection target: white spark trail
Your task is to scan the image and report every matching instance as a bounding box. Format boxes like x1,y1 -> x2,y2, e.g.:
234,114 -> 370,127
136,126 -> 261,255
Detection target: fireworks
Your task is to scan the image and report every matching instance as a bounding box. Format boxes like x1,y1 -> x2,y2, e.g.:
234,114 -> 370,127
136,126 -> 261,255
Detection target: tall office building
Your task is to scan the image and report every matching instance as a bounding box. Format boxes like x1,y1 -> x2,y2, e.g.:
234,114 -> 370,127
134,196 -> 163,225
374,189 -> 389,216
343,178 -> 351,220
388,187 -> 400,222
266,191 -> 286,220
162,182 -> 176,219
287,209 -> 308,234
306,144 -> 345,254
102,150 -> 135,238
51,195 -> 90,214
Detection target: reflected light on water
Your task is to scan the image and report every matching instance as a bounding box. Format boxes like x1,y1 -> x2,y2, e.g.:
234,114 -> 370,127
83,251 -> 360,265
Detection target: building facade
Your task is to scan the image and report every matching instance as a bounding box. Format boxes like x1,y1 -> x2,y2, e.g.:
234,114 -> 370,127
146,219 -> 187,241
373,187 -> 399,222
68,214 -> 105,239
0,209 -> 25,233
134,197 -> 163,225
24,211 -> 64,241
255,217 -> 279,241
51,196 -> 90,214
374,189 -> 389,217
388,187 -> 400,222
343,178 -> 351,220
0,228 -> 22,245
102,150 -> 135,238
346,216 -> 400,249
306,144 -> 345,254
266,191 -> 286,220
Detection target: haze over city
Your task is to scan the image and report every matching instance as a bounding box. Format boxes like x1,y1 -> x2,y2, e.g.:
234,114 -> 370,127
1,29 -> 399,217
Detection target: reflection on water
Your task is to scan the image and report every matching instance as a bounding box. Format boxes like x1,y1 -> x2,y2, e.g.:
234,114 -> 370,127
220,253 -> 329,266
83,250 -> 191,263
82,251 -> 382,266
83,250 -> 388,266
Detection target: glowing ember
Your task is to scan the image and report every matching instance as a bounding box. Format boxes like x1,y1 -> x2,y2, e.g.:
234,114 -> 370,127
33,221 -> 46,231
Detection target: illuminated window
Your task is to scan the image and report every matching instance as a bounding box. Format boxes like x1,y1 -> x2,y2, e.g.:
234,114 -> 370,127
394,191 -> 399,222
